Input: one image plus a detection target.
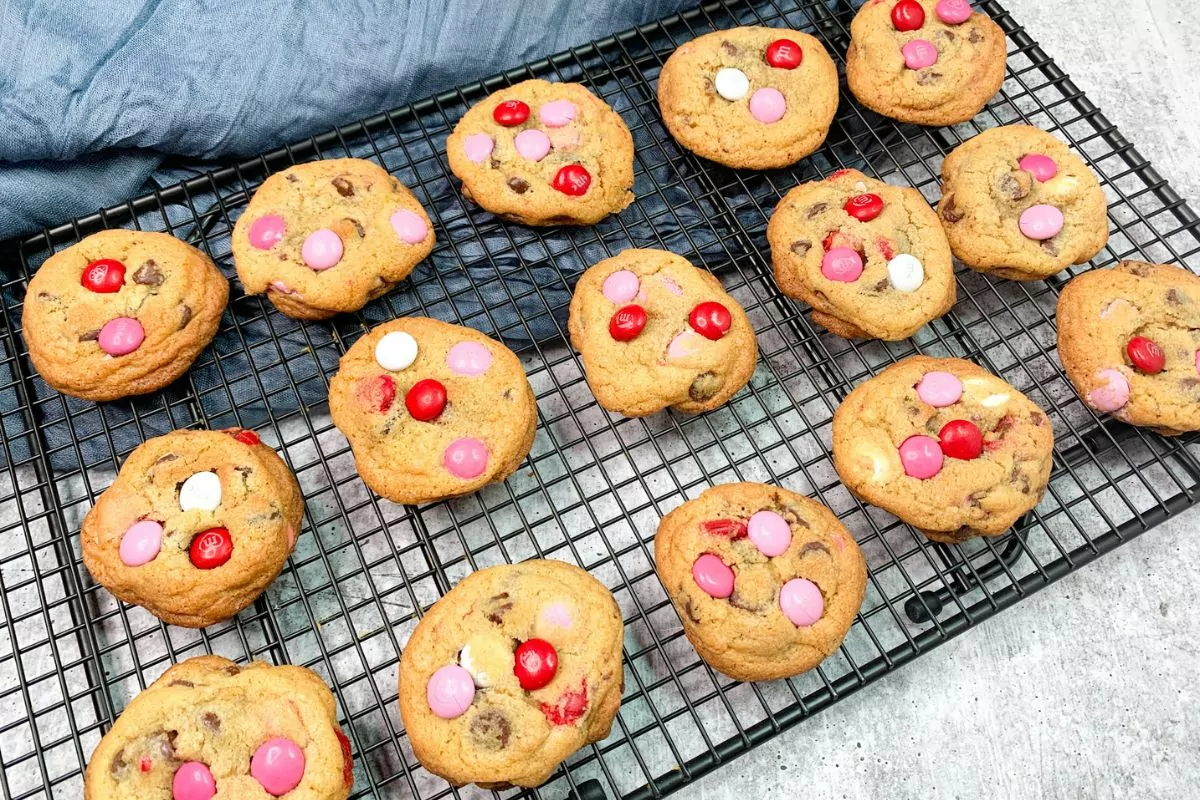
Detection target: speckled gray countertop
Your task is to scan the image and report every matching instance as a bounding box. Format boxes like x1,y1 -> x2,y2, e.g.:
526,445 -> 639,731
696,1 -> 1200,798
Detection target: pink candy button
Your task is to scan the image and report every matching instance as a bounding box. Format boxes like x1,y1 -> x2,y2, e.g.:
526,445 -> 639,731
1019,153 -> 1058,182
692,554 -> 734,599
541,601 -> 573,630
539,100 -> 577,128
660,276 -> 684,297
463,133 -> 495,163
172,761 -> 216,800
251,738 -> 305,796
667,330 -> 704,361
602,270 -> 640,303
269,280 -> 298,296
821,247 -> 864,282
446,341 -> 493,376
749,87 -> 786,124
935,0 -> 973,24
389,209 -> 428,244
119,520 -> 163,567
427,664 -> 476,719
444,438 -> 489,479
1087,368 -> 1130,413
747,510 -> 792,557
514,129 -> 552,162
899,435 -> 944,479
902,39 -> 939,70
779,578 -> 824,627
248,215 -> 286,250
301,229 -> 343,270
916,371 -> 963,407
1018,205 -> 1064,240
98,317 -> 145,356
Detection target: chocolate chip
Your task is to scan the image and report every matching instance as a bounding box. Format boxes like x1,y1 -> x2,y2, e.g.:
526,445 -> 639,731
967,492 -> 986,508
168,679 -> 194,688
110,748 -> 127,778
805,203 -> 828,219
506,176 -> 529,194
485,592 -> 513,625
285,174 -> 299,183
941,194 -> 963,223
503,388 -> 514,400
347,218 -> 366,238
721,41 -> 739,57
872,278 -> 890,292
152,453 -> 178,467
790,239 -> 812,257
781,505 -> 811,527
1041,239 -> 1059,256
37,292 -> 57,302
234,465 -> 253,482
224,665 -> 240,676
702,76 -> 715,94
133,260 -> 163,286
688,371 -> 722,402
202,711 -> 221,731
488,157 -> 501,170
994,414 -> 1015,436
1181,378 -> 1200,393
729,589 -> 767,613
937,29 -> 956,41
179,304 -> 192,330
78,329 -> 100,342
683,597 -> 701,624
969,28 -> 983,43
1168,288 -> 1186,305
157,729 -> 178,759
1128,262 -> 1151,277
331,176 -> 354,197
798,541 -> 830,557
998,171 -> 1031,201
469,709 -> 512,750
916,70 -> 942,86
1029,411 -> 1046,426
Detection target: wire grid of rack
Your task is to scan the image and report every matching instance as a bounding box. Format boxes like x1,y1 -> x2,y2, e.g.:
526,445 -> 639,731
2,0 -> 1199,798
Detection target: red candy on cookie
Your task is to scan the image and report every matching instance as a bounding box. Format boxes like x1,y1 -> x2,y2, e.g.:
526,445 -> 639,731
514,638 -> 559,691
81,258 -> 126,293
229,428 -> 261,446
405,378 -> 447,421
356,375 -> 397,414
765,38 -> 803,69
1126,336 -> 1165,374
609,304 -> 647,341
845,193 -> 884,222
493,99 -> 530,126
189,527 -> 233,570
701,518 -> 748,538
891,0 -> 926,30
552,164 -> 591,196
938,419 -> 983,460
688,301 -> 732,340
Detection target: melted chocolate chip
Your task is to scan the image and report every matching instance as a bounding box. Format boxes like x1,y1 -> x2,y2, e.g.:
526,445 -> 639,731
168,679 -> 194,688
798,541 -> 830,557
1181,378 -> 1200,393
507,176 -> 529,194
37,291 -> 57,302
791,239 -> 812,257
157,729 -> 178,759
969,28 -> 983,43
683,597 -> 701,624
133,260 -> 164,286
942,194 -> 964,223
805,202 -> 828,219
1029,411 -> 1046,426
1168,288 -> 1186,305
503,388 -> 514,400
485,592 -> 513,625
78,329 -> 100,342
347,218 -> 366,238
872,278 -> 890,292
729,589 -> 767,613
1041,239 -> 1059,256
202,711 -> 221,731
488,157 -> 501,170
938,29 -> 956,41
994,414 -> 1015,436
688,371 -> 721,402
1129,262 -> 1151,277
331,176 -> 354,197
721,41 -> 739,57
224,665 -> 240,676
179,304 -> 192,330
110,748 -> 128,778
152,453 -> 179,467
998,171 -> 1031,201
916,70 -> 942,86
285,174 -> 299,183
469,709 -> 512,750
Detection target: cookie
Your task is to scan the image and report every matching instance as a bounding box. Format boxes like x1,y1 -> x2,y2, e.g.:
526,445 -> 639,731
328,318 -> 537,505
767,169 -> 956,340
567,249 -> 757,416
654,483 -> 866,682
81,428 -> 303,628
656,26 -> 839,169
938,125 -> 1109,280
22,229 -> 228,402
1056,261 -> 1200,435
446,79 -> 634,226
832,356 -> 1053,543
846,0 -> 1006,126
398,560 -> 623,788
83,655 -> 352,800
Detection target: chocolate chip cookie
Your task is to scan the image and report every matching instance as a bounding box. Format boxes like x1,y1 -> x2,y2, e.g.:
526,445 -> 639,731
446,79 -> 634,226
1056,261 -> 1200,435
846,0 -> 1006,126
654,483 -> 866,682
398,560 -> 623,788
22,229 -> 228,402
767,169 -> 956,340
84,655 -> 352,800
657,26 -> 839,169
567,249 -> 757,416
81,428 -> 303,628
231,158 -> 435,319
328,318 -> 537,505
832,356 -> 1054,543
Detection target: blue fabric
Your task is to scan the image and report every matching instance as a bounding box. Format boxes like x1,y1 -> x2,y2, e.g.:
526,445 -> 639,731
0,0 -> 694,239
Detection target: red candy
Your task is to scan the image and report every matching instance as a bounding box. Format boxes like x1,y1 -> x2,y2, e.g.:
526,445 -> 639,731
701,518 -> 748,538
335,728 -> 353,787
938,420 -> 983,460
356,374 -> 397,413
765,38 -> 803,69
81,258 -> 125,293
492,99 -> 530,126
845,193 -> 884,222
540,679 -> 589,726
229,428 -> 261,446
405,378 -> 447,422
891,0 -> 926,30
1126,336 -> 1165,374
827,169 -> 852,181
514,638 -> 558,691
139,757 -> 152,773
552,164 -> 591,196
877,237 -> 896,261
609,304 -> 647,341
688,301 -> 733,340
189,527 -> 233,570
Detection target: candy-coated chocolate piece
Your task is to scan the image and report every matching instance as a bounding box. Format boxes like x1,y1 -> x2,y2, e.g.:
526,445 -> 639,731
765,38 -> 803,69
552,164 -> 591,196
172,761 -> 216,800
938,419 -> 983,460
688,301 -> 732,340
405,378 -> 447,421
514,638 -> 559,691
714,67 -> 750,101
667,329 -> 704,360
250,737 -> 305,796
899,435 -> 944,479
701,518 -> 748,538
179,471 -> 222,512
1018,204 -> 1064,240
887,254 -> 925,292
609,304 -> 647,341
748,87 -> 786,124
661,276 -> 684,296
692,553 -> 734,598
779,578 -> 824,627
1087,368 -> 1130,412
81,258 -> 125,293
463,133 -> 495,163
602,269 -> 640,303
935,0 -> 973,24
389,209 -> 428,244
335,729 -> 353,787
540,601 -> 573,630
747,510 -> 791,557
446,340 -> 492,376
189,527 -> 233,570
844,193 -> 884,222
493,99 -> 530,127
539,99 -> 577,128
98,317 -> 145,356
902,39 -> 938,70
301,228 -> 343,270
443,438 -> 489,479
248,215 -> 286,250
1126,336 -> 1165,374
514,128 -> 552,162
357,374 -> 396,413
821,247 -> 864,282
375,331 -> 419,371
426,664 -> 475,719
915,371 -> 963,407
269,279 -> 297,295
1018,153 -> 1057,182
230,428 -> 261,446
892,0 -> 926,30
119,520 -> 163,567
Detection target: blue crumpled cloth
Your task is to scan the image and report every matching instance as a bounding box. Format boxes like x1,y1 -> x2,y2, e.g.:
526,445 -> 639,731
0,0 -> 694,240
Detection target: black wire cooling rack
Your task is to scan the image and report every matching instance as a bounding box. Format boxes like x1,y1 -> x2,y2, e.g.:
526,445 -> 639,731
2,0 -> 1199,798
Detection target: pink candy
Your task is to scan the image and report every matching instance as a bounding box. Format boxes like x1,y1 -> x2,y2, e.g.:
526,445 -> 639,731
119,520 -> 163,567
1087,368 -> 1130,413
1195,350 -> 1200,376
899,435 -> 944,479
541,601 -> 573,630
779,578 -> 824,627
250,738 -> 305,796
821,247 -> 864,282
916,371 -> 963,407
902,40 -> 939,70
172,762 -> 216,800
1019,204 -> 1064,240
747,510 -> 791,557
248,215 -> 286,250
514,129 -> 552,162
269,280 -> 298,296
539,100 -> 577,128
935,0 -> 973,24
748,87 -> 786,124
463,133 -> 495,163
389,209 -> 428,244
426,664 -> 475,719
660,276 -> 684,297
446,341 -> 493,376
667,330 -> 704,361
692,554 -> 734,599
301,229 -> 343,270
1019,153 -> 1058,182
98,317 -> 145,356
444,438 -> 489,479
602,269 -> 640,303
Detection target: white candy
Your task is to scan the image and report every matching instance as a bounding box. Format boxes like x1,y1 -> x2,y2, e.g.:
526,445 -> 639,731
887,254 -> 925,292
179,471 -> 222,512
458,644 -> 492,688
714,67 -> 749,101
374,331 -> 418,371
980,392 -> 1011,408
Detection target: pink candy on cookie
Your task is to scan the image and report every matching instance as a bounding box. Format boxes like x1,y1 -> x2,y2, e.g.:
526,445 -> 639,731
301,228 -> 343,270
172,762 -> 216,800
514,129 -> 552,162
390,210 -> 429,244
1019,154 -> 1058,182
934,0 -> 973,25
1087,368 -> 1130,413
902,40 -> 938,71
899,435 -> 944,479
1019,205 -> 1064,241
463,133 -> 495,163
692,553 -> 734,598
427,664 -> 475,719
821,247 -> 864,282
98,317 -> 145,356
248,215 -> 286,250
119,520 -> 163,567
250,737 -> 305,796
749,87 -> 786,124
779,577 -> 823,627
444,438 -> 489,479
915,371 -> 963,407
747,510 -> 791,557
539,100 -> 577,128
446,341 -> 492,376
602,270 -> 640,303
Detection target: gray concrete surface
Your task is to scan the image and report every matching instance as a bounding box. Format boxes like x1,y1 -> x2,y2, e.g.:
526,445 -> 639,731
696,1 -> 1200,798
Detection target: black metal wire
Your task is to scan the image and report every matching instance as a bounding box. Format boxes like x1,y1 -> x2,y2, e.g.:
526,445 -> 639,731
1,0 -> 1199,798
